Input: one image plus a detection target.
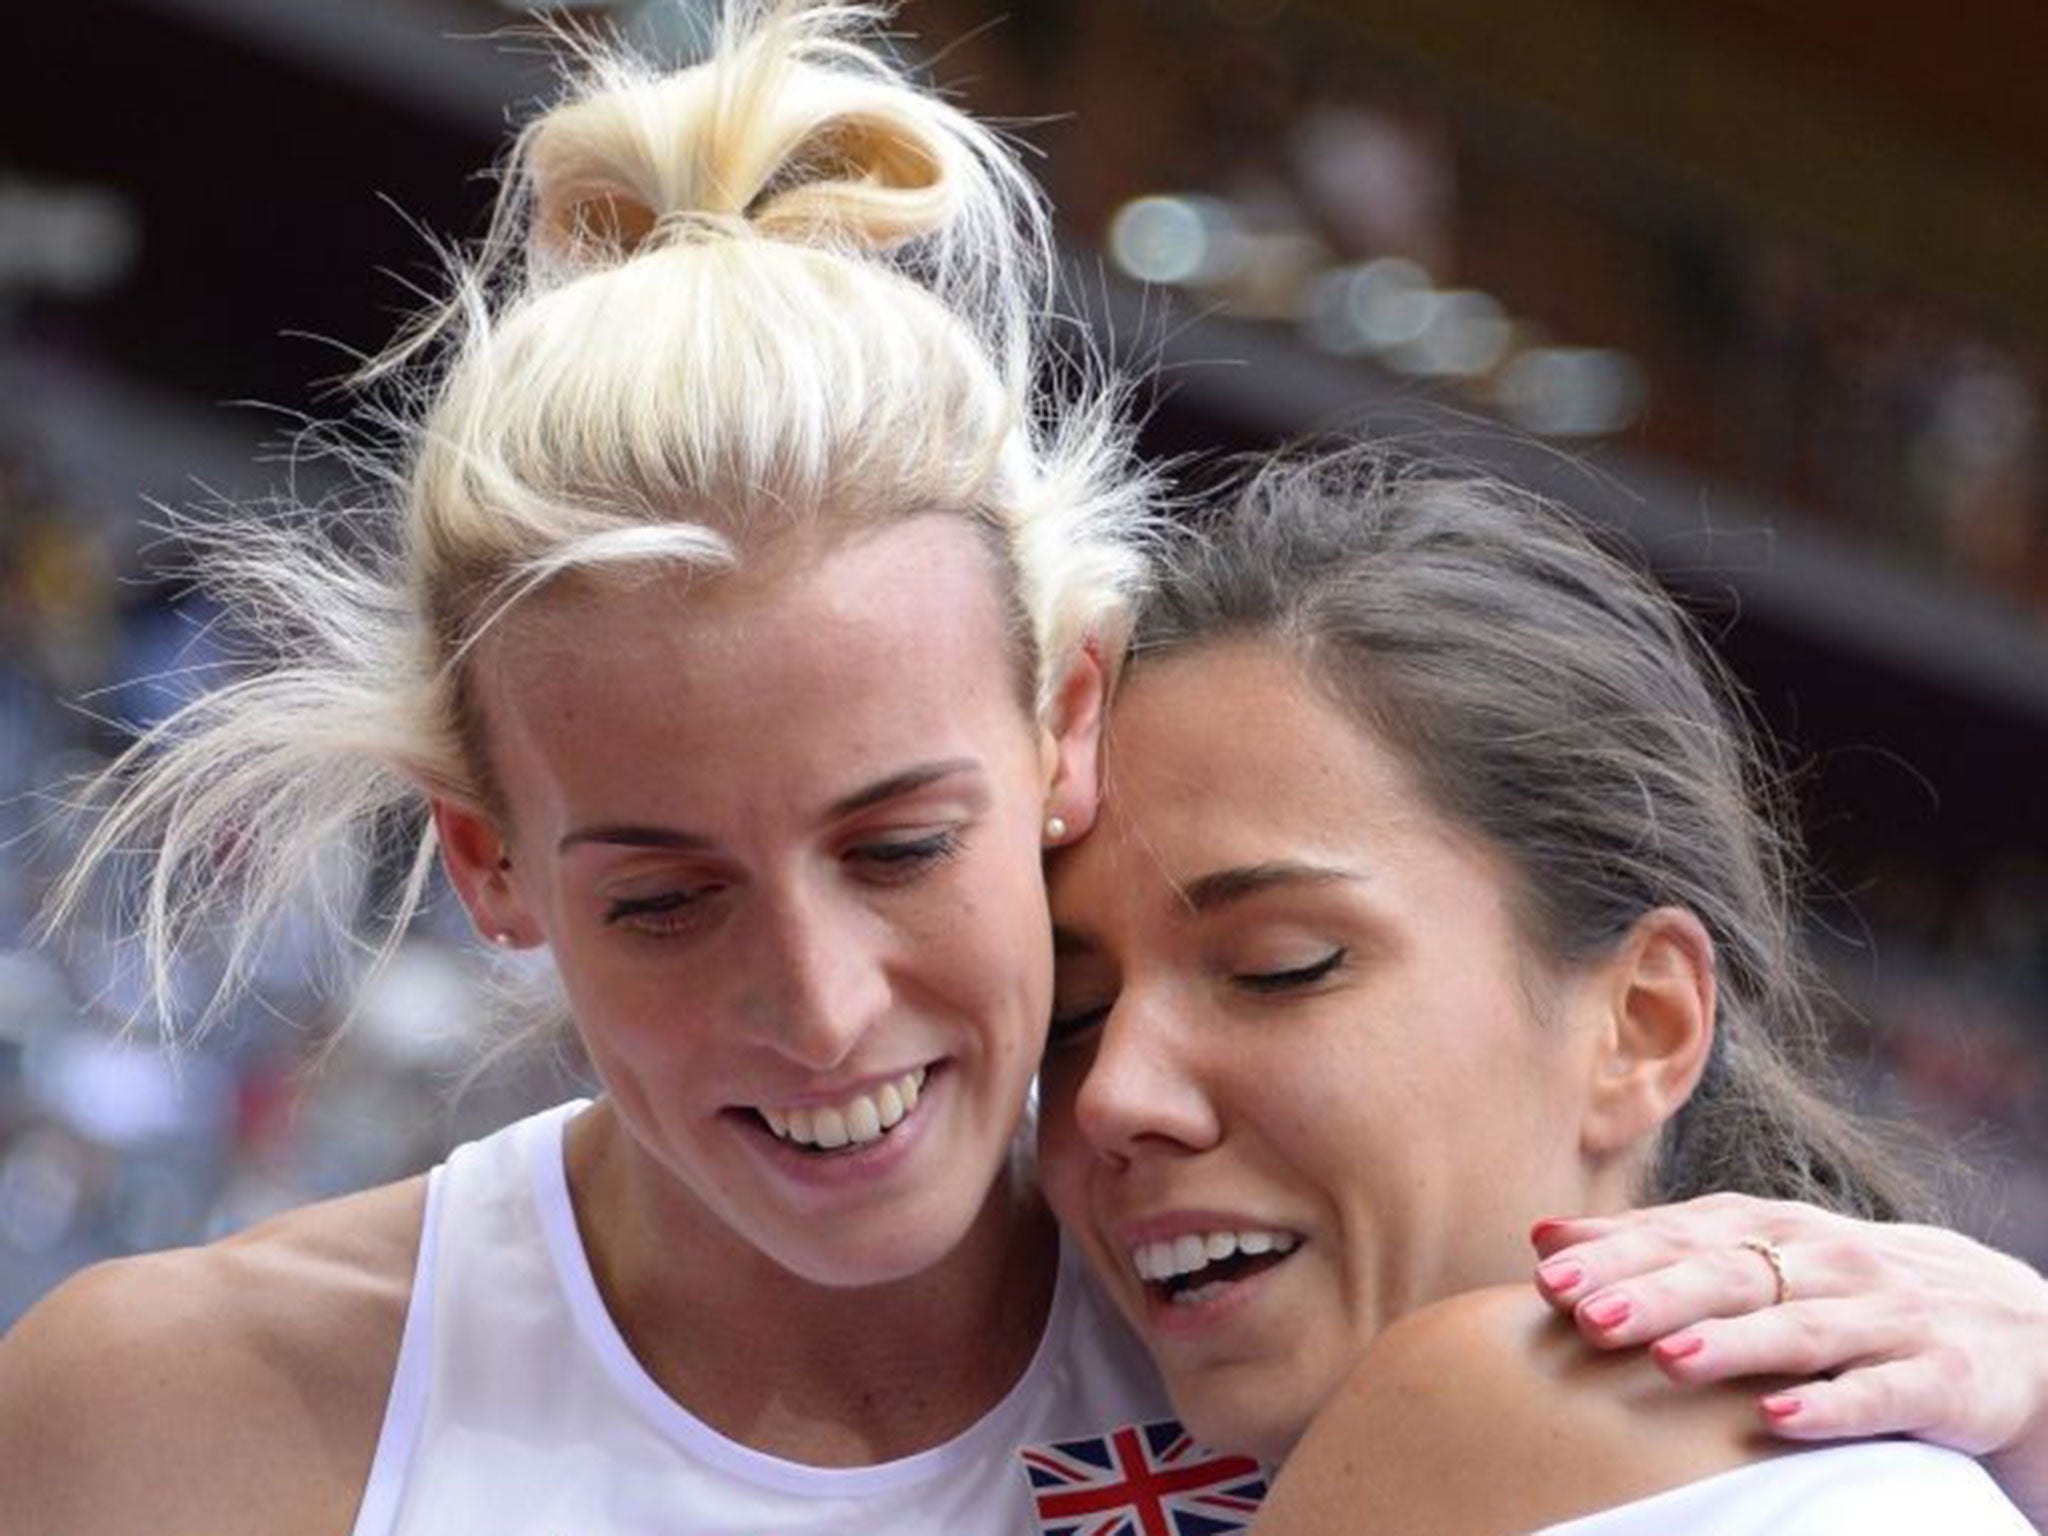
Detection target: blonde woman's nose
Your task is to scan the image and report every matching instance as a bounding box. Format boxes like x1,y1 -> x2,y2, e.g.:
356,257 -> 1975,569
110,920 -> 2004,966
750,889 -> 892,1072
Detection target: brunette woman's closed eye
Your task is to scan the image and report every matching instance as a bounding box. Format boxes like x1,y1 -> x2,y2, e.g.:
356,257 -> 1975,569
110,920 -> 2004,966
1042,947 -> 1350,1053
1233,947 -> 1347,994
1045,998 -> 1114,1052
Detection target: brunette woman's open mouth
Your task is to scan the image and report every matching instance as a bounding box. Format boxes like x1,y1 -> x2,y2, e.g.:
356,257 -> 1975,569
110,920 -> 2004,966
1130,1227 -> 1302,1308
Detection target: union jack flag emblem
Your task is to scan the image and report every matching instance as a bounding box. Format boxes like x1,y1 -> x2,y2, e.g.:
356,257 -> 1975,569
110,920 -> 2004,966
1019,1419 -> 1268,1536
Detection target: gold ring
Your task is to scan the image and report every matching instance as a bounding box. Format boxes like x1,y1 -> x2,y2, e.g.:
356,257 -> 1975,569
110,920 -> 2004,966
1741,1236 -> 1791,1306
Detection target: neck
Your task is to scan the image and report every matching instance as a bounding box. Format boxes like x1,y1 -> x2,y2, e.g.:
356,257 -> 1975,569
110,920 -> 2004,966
565,1100 -> 1061,1465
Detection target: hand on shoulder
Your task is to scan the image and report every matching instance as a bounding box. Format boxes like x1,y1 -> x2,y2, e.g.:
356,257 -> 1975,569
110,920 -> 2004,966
0,1176 -> 424,1536
1531,1194 -> 2048,1527
1252,1285 -> 1786,1536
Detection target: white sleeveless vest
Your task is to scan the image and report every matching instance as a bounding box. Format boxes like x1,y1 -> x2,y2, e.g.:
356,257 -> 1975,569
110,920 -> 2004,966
343,1101 -> 2020,1534
346,1102 -> 1258,1535
1533,1440 -> 2032,1534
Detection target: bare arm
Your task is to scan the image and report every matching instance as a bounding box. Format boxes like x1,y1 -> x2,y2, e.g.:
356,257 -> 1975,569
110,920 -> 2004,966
0,1179 -> 420,1536
1251,1284 -> 1776,1536
1530,1194 -> 2048,1529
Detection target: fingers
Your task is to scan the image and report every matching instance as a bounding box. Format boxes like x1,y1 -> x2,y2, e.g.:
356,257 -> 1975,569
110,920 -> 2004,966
1529,1202 -> 2048,1476
1753,1358 -> 1991,1455
1529,1214 -> 1623,1260
1530,1192 -> 1882,1339
1644,1299 -> 1901,1383
1532,1224 -> 1691,1312
1532,1192 -> 1818,1267
1530,1194 -> 1780,1300
1537,1240 -> 1789,1345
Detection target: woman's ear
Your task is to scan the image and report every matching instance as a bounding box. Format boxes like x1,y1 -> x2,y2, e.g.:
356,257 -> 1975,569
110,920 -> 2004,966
1578,907 -> 1717,1159
1039,641 -> 1109,845
433,797 -> 534,949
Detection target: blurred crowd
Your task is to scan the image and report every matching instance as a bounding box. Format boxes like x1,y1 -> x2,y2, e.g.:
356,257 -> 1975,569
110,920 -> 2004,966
918,0 -> 2048,616
0,418 -> 567,1326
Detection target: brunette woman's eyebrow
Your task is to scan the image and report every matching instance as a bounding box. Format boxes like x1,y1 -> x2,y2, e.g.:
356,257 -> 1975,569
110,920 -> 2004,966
1174,861 -> 1360,915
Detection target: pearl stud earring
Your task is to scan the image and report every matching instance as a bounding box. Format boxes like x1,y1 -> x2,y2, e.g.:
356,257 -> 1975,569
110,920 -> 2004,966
1044,814 -> 1069,844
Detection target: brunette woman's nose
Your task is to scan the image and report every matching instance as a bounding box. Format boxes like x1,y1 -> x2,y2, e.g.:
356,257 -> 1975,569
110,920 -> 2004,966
1070,989 -> 1219,1163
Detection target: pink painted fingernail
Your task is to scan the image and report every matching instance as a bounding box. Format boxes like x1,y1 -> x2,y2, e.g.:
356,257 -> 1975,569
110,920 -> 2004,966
1652,1331 -> 1705,1365
1535,1258 -> 1585,1297
1530,1218 -> 1570,1245
1580,1294 -> 1632,1330
1760,1393 -> 1803,1423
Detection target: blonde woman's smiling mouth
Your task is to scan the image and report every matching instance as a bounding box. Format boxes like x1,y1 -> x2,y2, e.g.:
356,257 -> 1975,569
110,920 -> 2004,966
752,1066 -> 930,1152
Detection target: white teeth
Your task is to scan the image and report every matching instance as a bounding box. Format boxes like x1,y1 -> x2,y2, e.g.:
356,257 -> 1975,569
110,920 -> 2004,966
1131,1228 -> 1300,1285
846,1096 -> 881,1143
757,1068 -> 928,1150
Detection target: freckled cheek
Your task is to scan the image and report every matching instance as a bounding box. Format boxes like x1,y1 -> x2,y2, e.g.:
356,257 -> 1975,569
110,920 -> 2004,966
926,858 -> 1056,1057
562,965 -> 735,1082
1259,1073 -> 1403,1218
968,955 -> 1054,1071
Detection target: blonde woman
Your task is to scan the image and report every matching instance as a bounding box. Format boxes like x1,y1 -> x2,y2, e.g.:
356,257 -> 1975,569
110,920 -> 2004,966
6,7 -> 1164,1531
2,8 -> 2044,1535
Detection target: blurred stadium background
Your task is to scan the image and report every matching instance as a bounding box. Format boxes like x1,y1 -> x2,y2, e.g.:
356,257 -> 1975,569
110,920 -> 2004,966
3,0 -> 2044,1323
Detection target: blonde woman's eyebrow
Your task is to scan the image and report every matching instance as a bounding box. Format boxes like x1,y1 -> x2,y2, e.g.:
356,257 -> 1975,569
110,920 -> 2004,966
558,760 -> 987,854
558,824 -> 715,854
825,758 -> 984,820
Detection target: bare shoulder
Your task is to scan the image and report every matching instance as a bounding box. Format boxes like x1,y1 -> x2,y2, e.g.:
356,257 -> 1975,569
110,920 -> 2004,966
0,1175 -> 427,1536
1254,1284 -> 1784,1536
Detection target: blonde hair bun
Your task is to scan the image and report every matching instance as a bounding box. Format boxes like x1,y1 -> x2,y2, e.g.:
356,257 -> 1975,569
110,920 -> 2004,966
526,3 -> 968,268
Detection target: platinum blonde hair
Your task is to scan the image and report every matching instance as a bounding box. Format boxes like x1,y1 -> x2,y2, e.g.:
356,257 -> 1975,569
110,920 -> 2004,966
49,1 -> 1159,1037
